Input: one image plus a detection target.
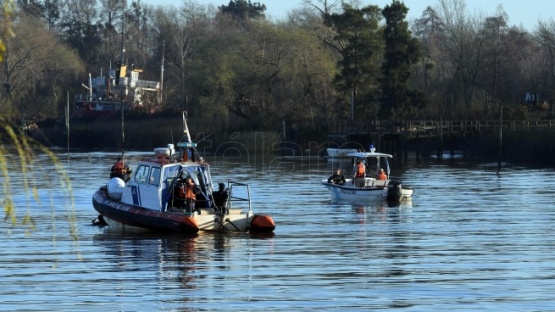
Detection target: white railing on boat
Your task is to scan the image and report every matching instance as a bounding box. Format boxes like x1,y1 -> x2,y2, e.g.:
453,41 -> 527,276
226,181 -> 252,213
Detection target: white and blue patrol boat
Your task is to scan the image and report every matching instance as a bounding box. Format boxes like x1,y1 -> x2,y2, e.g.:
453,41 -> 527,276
92,112 -> 275,234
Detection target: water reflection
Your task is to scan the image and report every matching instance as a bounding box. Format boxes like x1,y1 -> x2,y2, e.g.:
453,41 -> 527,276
92,231 -> 255,293
326,200 -> 413,225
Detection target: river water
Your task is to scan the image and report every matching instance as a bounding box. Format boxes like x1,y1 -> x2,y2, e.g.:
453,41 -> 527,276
2,149 -> 555,311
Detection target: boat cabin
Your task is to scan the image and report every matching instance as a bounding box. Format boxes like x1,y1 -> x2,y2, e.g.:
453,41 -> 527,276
119,144 -> 215,212
347,145 -> 392,180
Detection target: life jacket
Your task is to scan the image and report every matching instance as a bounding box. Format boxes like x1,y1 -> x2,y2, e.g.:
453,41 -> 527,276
355,163 -> 365,178
180,183 -> 196,200
113,161 -> 126,174
378,172 -> 387,180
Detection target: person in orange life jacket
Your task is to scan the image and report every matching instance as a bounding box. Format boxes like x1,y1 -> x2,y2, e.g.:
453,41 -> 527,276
179,177 -> 199,212
377,168 -> 387,180
110,157 -> 132,181
354,160 -> 366,187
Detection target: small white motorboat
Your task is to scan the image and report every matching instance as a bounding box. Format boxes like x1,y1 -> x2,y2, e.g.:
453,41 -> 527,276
325,148 -> 358,159
321,145 -> 413,203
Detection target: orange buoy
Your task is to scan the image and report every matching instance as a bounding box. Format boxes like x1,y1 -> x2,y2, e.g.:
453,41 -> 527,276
250,214 -> 275,233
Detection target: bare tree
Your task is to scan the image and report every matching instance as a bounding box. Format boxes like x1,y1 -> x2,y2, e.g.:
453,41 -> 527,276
61,0 -> 102,65
534,19 -> 555,117
300,0 -> 342,16
98,0 -> 128,62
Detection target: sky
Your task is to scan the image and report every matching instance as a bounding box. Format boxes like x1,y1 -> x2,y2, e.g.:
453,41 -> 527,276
143,0 -> 553,31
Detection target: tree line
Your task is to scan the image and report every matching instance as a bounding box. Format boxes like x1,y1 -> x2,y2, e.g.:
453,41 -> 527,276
2,0 -> 555,138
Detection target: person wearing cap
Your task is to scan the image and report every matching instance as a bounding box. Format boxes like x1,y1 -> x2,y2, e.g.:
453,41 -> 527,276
110,156 -> 132,181
377,168 -> 387,180
328,168 -> 346,185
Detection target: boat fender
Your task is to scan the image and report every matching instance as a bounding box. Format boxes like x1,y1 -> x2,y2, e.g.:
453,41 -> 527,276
250,214 -> 276,233
107,177 -> 126,200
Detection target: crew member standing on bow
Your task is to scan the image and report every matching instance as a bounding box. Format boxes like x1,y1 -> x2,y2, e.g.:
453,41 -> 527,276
354,160 -> 366,187
110,157 -> 132,182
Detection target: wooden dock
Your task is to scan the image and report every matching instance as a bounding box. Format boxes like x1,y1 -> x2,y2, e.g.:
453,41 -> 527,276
325,119 -> 555,160
328,120 -> 555,138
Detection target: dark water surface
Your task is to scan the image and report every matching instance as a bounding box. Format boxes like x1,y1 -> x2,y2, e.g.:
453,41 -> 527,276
2,150 -> 555,311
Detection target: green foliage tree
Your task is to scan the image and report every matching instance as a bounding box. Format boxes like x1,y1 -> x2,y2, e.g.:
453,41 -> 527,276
323,4 -> 383,121
379,0 -> 423,121
147,2 -> 337,136
197,18 -> 337,129
219,0 -> 266,21
0,12 -> 84,121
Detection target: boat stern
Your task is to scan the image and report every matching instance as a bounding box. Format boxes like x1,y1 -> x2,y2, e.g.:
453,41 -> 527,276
387,181 -> 413,202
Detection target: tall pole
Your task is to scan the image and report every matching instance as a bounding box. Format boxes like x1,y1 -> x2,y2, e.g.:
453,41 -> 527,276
497,102 -> 503,174
350,89 -> 354,123
121,92 -> 125,155
282,120 -> 286,158
160,41 -> 164,104
120,14 -> 126,156
66,91 -> 70,159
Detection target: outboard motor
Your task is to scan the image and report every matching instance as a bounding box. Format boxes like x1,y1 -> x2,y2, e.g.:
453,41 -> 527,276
387,181 -> 402,202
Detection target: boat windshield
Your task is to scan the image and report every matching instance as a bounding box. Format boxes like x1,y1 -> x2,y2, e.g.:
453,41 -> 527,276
352,156 -> 391,177
180,165 -> 214,206
163,165 -> 181,185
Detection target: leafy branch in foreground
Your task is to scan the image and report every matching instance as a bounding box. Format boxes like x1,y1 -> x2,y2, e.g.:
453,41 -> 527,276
0,0 -> 15,62
1,119 -> 77,241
